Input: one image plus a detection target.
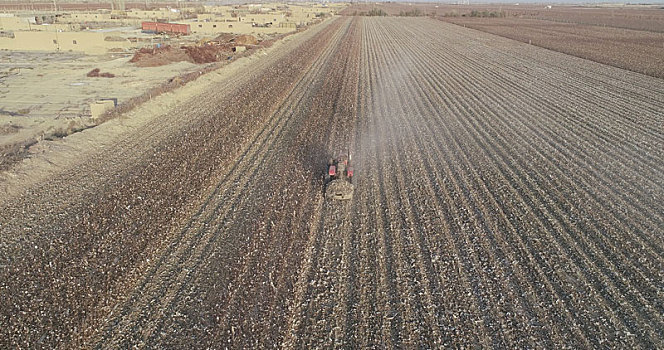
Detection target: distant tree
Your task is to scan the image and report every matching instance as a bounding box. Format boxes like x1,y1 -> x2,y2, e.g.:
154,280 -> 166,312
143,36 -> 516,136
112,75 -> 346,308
366,8 -> 388,17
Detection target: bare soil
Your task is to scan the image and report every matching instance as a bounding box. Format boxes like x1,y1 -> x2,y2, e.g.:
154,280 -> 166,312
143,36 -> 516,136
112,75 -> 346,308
342,3 -> 664,78
442,17 -> 664,78
130,45 -> 195,67
1,16 -> 663,349
0,51 -> 204,171
341,3 -> 664,32
0,32 -> 276,171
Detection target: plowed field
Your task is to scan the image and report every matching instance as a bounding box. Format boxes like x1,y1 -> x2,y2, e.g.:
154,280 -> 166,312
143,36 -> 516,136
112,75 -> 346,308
1,17 -> 663,349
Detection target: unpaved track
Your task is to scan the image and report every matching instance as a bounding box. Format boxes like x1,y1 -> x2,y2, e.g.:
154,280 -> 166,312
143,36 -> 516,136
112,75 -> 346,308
1,17 -> 663,348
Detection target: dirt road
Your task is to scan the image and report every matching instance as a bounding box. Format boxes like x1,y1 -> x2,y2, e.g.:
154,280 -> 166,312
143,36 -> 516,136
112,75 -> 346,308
1,17 -> 663,348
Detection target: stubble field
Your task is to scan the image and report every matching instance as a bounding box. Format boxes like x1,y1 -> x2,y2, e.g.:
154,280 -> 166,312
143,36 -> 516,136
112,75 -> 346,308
1,16 -> 663,349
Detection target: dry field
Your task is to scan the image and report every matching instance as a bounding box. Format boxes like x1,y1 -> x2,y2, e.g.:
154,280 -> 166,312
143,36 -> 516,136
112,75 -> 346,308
0,52 -> 205,171
0,33 -> 282,171
341,3 -> 664,32
439,17 -> 664,78
342,4 -> 664,78
1,16 -> 663,349
448,4 -> 664,32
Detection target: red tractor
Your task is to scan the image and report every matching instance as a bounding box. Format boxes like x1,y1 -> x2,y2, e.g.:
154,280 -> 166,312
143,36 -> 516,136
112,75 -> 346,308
325,151 -> 354,200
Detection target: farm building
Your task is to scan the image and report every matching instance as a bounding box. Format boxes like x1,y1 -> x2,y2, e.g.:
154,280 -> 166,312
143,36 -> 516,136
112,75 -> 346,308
127,9 -> 180,21
141,22 -> 190,35
187,20 -> 295,35
0,31 -> 131,54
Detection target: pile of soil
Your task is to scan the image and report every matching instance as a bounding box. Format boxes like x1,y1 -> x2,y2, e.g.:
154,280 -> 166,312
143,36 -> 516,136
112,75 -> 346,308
234,34 -> 258,46
129,34 -> 261,67
184,44 -> 232,64
87,68 -> 115,78
129,45 -> 193,67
